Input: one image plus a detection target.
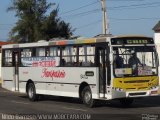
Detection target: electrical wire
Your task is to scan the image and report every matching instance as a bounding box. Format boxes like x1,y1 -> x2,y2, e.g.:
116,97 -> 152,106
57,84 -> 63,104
61,1 -> 160,19
108,2 -> 160,10
1,0 -> 160,37
108,0 -> 159,1
76,20 -> 101,30
60,1 -> 99,15
62,9 -> 101,19
111,17 -> 160,21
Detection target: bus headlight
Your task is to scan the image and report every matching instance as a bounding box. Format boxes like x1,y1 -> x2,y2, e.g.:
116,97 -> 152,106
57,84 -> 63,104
115,87 -> 124,91
150,86 -> 157,90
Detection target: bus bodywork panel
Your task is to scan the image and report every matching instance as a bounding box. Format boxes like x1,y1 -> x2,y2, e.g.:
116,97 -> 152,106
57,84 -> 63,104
113,76 -> 158,91
112,76 -> 159,99
17,67 -> 99,98
2,67 -> 15,91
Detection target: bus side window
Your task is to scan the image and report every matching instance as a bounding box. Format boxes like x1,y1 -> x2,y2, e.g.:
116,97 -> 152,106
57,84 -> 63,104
61,46 -> 77,67
3,50 -> 13,67
36,47 -> 45,57
49,46 -> 61,66
87,45 -> 95,66
49,47 -> 58,57
20,48 -> 32,67
21,49 -> 32,57
78,45 -> 95,67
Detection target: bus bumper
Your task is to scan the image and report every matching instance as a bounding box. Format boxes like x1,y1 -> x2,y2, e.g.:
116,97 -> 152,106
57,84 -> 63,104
112,87 -> 159,99
126,89 -> 159,97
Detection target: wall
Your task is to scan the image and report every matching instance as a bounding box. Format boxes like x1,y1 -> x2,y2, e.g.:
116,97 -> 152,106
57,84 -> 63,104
154,32 -> 160,44
154,32 -> 160,86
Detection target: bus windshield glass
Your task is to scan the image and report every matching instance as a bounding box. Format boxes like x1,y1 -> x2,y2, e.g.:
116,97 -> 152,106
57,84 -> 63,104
113,46 -> 158,77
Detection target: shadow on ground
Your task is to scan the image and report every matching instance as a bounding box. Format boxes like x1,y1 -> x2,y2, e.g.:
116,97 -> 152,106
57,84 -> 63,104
19,94 -> 160,108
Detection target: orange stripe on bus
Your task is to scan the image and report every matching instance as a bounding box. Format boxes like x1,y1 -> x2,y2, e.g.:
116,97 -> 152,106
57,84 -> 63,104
57,41 -> 67,45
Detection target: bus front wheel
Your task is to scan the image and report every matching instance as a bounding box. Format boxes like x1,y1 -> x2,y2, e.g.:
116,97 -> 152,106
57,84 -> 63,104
27,83 -> 37,101
82,86 -> 95,108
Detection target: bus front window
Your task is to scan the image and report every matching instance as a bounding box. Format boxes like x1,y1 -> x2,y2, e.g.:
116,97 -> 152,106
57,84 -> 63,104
113,46 -> 158,77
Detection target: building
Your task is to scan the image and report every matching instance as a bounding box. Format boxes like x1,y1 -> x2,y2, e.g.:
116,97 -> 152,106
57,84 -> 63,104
153,21 -> 160,86
153,21 -> 160,60
153,21 -> 160,43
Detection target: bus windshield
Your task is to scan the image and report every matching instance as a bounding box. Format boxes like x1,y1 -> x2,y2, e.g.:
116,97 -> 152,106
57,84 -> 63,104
113,46 -> 158,77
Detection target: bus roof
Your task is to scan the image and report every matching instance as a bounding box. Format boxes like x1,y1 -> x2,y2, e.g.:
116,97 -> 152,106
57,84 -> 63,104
2,35 -> 153,49
112,35 -> 152,39
2,37 -> 109,49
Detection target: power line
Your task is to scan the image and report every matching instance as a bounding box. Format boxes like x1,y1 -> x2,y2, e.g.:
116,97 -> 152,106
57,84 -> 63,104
75,17 -> 160,30
61,1 -> 160,19
76,20 -> 101,30
0,29 -> 11,31
0,23 -> 15,26
108,2 -> 160,10
108,0 -> 159,1
108,0 -> 145,2
62,9 -> 101,19
0,26 -> 13,30
60,1 -> 99,15
109,4 -> 160,11
111,17 -> 160,21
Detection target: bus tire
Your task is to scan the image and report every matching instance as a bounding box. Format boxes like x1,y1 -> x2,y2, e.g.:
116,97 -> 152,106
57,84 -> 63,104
82,86 -> 95,108
27,83 -> 38,101
119,98 -> 134,107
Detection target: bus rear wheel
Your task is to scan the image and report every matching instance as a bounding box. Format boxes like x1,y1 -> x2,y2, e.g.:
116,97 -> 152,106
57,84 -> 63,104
82,86 -> 95,108
27,83 -> 38,101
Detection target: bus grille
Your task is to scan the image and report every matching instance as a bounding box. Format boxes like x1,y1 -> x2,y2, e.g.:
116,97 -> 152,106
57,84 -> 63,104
129,92 -> 146,96
126,88 -> 136,90
126,87 -> 148,91
124,80 -> 149,83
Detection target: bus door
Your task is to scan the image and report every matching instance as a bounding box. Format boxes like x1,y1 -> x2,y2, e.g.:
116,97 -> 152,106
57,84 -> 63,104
13,51 -> 20,91
96,43 -> 110,98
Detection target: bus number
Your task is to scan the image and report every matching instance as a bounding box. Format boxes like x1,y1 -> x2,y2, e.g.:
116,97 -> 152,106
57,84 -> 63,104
127,40 -> 148,44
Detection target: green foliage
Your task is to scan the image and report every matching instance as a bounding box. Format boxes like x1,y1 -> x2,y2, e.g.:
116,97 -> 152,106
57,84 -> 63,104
8,0 -> 74,43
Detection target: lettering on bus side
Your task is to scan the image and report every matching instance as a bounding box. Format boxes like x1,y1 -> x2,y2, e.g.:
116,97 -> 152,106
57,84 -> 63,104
21,57 -> 59,67
80,74 -> 88,79
80,71 -> 94,79
41,68 -> 66,80
32,61 -> 56,67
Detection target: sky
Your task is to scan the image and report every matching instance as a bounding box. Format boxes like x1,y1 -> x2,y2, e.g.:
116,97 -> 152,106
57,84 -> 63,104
0,0 -> 160,41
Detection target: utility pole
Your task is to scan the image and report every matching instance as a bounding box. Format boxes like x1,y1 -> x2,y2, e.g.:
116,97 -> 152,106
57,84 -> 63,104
100,0 -> 109,35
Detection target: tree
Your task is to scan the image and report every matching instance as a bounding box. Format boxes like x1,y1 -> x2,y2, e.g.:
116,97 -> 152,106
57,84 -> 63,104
7,0 -> 74,43
42,9 -> 73,40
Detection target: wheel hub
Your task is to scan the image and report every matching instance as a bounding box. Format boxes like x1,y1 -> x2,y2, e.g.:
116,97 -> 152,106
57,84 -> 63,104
84,91 -> 91,103
28,87 -> 34,98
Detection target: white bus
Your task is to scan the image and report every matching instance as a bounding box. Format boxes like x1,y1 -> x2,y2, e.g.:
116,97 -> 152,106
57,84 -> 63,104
1,35 -> 159,107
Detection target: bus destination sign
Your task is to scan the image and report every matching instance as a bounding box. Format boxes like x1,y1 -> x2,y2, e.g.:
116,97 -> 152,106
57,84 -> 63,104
111,38 -> 154,45
126,39 -> 148,44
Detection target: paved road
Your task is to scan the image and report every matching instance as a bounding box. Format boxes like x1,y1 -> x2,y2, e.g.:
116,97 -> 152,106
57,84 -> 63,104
0,86 -> 160,120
